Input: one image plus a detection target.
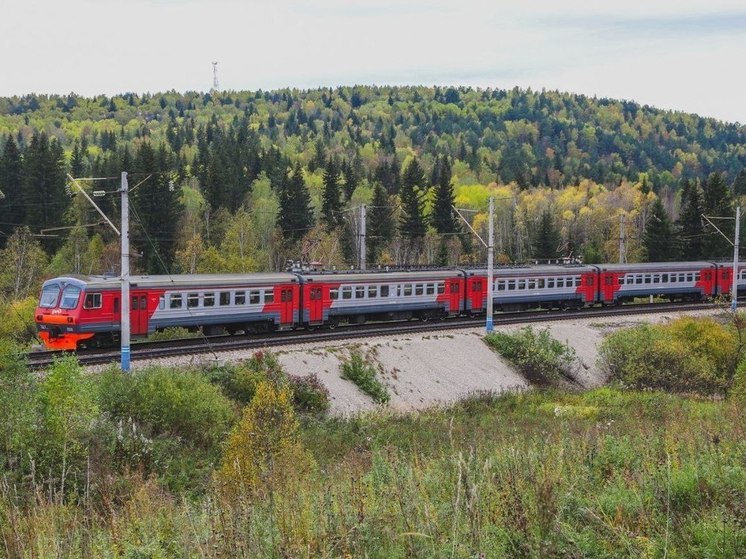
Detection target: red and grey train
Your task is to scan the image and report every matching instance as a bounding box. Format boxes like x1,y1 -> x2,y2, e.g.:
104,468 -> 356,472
35,261 -> 737,351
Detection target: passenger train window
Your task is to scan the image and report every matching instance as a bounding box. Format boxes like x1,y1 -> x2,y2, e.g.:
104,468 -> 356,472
264,290 -> 274,303
586,277 -> 594,286
249,291 -> 260,304
450,283 -> 459,294
170,294 -> 182,309
557,278 -> 565,288
497,281 -> 505,291
404,284 -> 412,296
131,296 -> 139,311
84,293 -> 102,309
219,292 -> 230,306
187,293 -> 199,308
415,284 -> 424,296
159,296 -> 165,310
574,277 -> 581,287
60,285 -> 82,309
537,279 -> 545,289
547,278 -> 555,288
281,290 -> 293,302
662,274 -> 669,282
437,283 -> 445,294
518,280 -> 526,290
356,286 -> 365,299
235,292 -> 246,305
619,277 -> 625,285
670,275 -> 677,283
330,289 -> 339,300
472,281 -> 482,292
508,280 -> 515,290
342,287 -> 352,300
426,284 -> 435,295
528,280 -> 536,290
369,286 -> 377,298
204,293 -> 215,307
380,285 -> 389,297
694,273 -> 700,281
636,276 -> 642,284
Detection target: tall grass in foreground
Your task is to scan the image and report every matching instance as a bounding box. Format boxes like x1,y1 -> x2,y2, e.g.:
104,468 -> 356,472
1,388 -> 743,558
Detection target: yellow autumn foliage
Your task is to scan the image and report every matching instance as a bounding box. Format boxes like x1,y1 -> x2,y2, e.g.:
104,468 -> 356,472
218,381 -> 315,498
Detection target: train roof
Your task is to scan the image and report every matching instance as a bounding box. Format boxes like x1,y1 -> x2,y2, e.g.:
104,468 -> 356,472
463,265 -> 597,277
597,261 -> 717,272
42,273 -> 299,290
297,269 -> 462,283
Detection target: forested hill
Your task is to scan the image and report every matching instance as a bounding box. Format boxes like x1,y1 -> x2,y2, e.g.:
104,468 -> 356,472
1,85 -> 744,191
1,85 -> 746,282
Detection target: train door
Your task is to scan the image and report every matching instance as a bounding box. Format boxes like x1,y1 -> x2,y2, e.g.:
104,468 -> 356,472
130,293 -> 149,335
448,278 -> 463,314
307,286 -> 323,324
470,278 -> 484,313
279,286 -> 295,326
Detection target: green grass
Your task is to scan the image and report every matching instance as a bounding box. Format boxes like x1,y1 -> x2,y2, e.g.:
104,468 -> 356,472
340,351 -> 390,404
2,385 -> 743,558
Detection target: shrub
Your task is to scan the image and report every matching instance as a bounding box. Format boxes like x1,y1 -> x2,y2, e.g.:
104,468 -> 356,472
208,351 -> 287,405
97,365 -> 236,449
340,351 -> 390,404
218,381 -> 315,497
35,355 -> 99,494
485,327 -> 577,385
147,326 -> 195,342
599,318 -> 738,395
288,373 -> 330,415
731,359 -> 746,403
0,297 -> 39,345
0,341 -> 37,476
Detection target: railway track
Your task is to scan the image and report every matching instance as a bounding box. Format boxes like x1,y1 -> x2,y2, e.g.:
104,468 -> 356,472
26,301 -> 719,369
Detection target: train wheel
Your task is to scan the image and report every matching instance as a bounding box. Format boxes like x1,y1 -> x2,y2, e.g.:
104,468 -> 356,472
328,317 -> 339,330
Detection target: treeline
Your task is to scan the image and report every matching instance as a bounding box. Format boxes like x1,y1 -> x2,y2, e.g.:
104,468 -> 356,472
1,86 -> 746,292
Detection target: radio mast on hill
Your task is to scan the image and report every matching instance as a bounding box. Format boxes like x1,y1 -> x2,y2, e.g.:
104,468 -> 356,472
211,61 -> 219,92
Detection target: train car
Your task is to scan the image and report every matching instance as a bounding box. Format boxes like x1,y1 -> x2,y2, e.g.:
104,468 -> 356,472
297,269 -> 465,328
462,265 -> 599,313
35,273 -> 301,350
714,262 -> 746,298
596,262 -> 717,304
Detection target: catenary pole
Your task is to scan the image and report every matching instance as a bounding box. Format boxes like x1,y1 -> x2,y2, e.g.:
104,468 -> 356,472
732,206 -> 740,312
486,196 -> 494,333
120,172 -> 131,372
359,204 -> 366,271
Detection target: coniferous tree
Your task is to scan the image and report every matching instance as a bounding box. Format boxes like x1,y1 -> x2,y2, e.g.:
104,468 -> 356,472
644,198 -> 676,261
702,172 -> 734,258
676,179 -> 705,260
533,210 -> 561,260
399,157 -> 427,242
22,132 -> 68,252
733,169 -> 746,197
0,136 -> 23,248
70,139 -> 88,178
277,163 -> 313,243
321,158 -> 343,229
367,182 -> 394,263
431,156 -> 457,235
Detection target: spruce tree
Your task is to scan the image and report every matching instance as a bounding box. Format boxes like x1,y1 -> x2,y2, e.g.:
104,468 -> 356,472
733,169 -> 746,197
533,210 -> 561,261
22,132 -> 68,252
644,198 -> 676,262
277,162 -> 313,243
367,182 -> 394,263
431,156 -> 457,235
676,179 -> 705,260
0,136 -> 23,248
702,172 -> 734,258
399,157 -> 427,242
321,158 -> 343,229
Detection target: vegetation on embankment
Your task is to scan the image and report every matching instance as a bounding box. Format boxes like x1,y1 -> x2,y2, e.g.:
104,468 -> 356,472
0,335 -> 744,557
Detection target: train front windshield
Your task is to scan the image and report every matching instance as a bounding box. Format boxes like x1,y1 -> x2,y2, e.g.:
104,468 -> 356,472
60,285 -> 82,309
39,284 -> 61,307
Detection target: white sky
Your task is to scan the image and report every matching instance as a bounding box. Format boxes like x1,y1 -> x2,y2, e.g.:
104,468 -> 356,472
2,0 -> 745,123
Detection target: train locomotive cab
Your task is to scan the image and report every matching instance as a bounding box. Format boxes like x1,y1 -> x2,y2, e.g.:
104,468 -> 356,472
35,277 -> 96,351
